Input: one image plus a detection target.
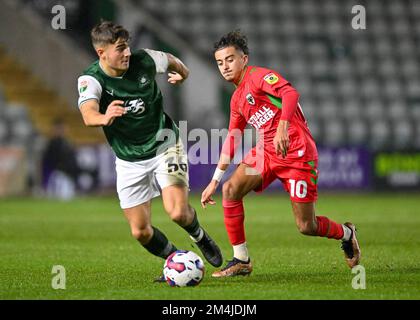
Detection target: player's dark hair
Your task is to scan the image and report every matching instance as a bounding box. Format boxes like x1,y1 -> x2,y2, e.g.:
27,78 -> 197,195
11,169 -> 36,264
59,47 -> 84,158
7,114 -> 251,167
90,21 -> 130,48
214,30 -> 249,55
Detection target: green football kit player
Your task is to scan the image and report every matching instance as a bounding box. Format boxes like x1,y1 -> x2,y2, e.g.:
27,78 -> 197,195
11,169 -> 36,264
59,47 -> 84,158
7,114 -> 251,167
77,21 -> 222,281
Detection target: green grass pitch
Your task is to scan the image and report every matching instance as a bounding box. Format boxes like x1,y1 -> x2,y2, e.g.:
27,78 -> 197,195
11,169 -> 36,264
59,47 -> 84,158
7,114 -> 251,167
1,193 -> 419,300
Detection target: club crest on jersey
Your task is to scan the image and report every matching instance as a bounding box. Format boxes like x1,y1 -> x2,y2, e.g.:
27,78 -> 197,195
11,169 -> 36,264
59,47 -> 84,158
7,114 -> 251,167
139,75 -> 149,86
263,73 -> 279,85
246,93 -> 255,105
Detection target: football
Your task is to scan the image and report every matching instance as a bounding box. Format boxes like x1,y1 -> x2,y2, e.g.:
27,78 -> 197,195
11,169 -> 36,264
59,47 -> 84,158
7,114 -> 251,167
163,250 -> 205,287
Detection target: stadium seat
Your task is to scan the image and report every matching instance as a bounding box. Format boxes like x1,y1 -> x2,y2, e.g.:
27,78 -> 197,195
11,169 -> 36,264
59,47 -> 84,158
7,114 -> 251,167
307,119 -> 322,142
410,102 -> 420,121
378,59 -> 398,78
374,39 -> 393,57
303,18 -> 323,35
300,101 -> 316,120
319,98 -> 339,120
301,0 -> 318,17
383,80 -> 403,100
338,79 -> 358,100
392,120 -> 413,150
360,78 -> 380,99
326,19 -> 345,37
387,100 -> 407,121
347,119 -> 368,146
406,80 -> 420,98
324,120 -> 345,147
277,1 -> 294,16
334,59 -> 354,78
370,18 -> 388,37
341,100 -> 362,120
352,40 -> 371,57
397,37 -> 416,56
310,59 -> 330,77
365,100 -> 385,121
322,0 -> 340,15
392,18 -> 411,36
414,126 -> 420,149
370,120 -> 390,150
295,79 -> 311,98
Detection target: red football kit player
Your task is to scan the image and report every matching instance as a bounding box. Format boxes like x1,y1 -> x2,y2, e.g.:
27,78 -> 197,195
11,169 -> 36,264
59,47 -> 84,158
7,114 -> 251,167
225,65 -> 319,201
201,31 -> 361,277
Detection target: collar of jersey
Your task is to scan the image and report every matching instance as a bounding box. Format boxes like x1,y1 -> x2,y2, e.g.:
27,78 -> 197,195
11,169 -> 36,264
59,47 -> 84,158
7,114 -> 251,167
98,61 -> 127,79
237,66 -> 252,87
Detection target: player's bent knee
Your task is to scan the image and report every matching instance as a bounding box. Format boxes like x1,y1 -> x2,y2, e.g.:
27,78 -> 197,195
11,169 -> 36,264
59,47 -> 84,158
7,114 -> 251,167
131,226 -> 153,244
169,207 -> 190,226
296,222 -> 317,236
222,180 -> 240,200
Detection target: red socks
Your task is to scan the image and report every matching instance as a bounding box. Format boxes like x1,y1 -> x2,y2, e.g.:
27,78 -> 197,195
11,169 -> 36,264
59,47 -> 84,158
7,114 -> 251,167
222,200 -> 343,243
316,216 -> 344,240
222,199 -> 245,246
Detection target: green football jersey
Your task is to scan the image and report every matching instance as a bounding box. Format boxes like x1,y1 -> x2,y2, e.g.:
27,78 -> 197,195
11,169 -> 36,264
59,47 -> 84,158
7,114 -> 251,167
78,50 -> 179,161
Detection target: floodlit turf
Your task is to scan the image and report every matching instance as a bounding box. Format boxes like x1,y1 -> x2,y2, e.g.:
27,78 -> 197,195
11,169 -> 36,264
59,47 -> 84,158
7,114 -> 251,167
0,193 -> 419,300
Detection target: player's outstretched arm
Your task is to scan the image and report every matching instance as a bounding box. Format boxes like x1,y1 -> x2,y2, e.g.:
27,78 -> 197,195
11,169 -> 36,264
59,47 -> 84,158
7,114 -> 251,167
201,154 -> 231,209
166,53 -> 189,84
80,100 -> 126,127
201,111 -> 246,208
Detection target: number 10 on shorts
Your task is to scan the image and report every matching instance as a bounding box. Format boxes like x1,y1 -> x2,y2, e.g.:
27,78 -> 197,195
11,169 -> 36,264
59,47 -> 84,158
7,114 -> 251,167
288,179 -> 308,199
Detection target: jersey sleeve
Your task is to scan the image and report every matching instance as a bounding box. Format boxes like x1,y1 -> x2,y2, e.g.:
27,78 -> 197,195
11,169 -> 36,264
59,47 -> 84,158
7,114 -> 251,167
253,70 -> 300,121
144,49 -> 169,73
253,70 -> 290,97
77,75 -> 102,107
221,101 -> 247,159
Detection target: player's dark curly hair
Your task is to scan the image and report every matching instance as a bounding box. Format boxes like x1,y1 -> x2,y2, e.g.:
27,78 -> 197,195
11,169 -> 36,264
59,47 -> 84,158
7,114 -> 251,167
91,21 -> 130,48
214,30 -> 249,55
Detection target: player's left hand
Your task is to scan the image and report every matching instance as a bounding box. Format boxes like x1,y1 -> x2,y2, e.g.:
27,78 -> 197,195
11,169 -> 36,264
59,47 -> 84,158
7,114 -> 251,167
274,120 -> 290,158
168,71 -> 185,85
201,180 -> 219,209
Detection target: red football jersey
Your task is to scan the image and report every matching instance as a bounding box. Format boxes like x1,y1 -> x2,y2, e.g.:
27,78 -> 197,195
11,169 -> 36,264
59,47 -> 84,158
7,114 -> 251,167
222,66 -> 318,162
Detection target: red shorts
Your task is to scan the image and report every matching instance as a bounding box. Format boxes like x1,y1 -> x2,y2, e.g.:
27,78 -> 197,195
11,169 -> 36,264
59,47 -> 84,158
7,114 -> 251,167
242,146 -> 318,203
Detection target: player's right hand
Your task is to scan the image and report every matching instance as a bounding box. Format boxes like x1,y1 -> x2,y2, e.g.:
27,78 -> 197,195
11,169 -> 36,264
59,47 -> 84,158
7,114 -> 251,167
274,120 -> 290,158
168,71 -> 185,85
103,100 -> 126,126
201,180 -> 219,209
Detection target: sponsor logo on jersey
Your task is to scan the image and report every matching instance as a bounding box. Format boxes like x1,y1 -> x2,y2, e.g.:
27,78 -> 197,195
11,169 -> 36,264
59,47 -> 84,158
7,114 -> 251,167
124,98 -> 146,115
105,89 -> 114,96
248,106 -> 275,129
263,73 -> 279,85
246,93 -> 255,105
79,80 -> 88,93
